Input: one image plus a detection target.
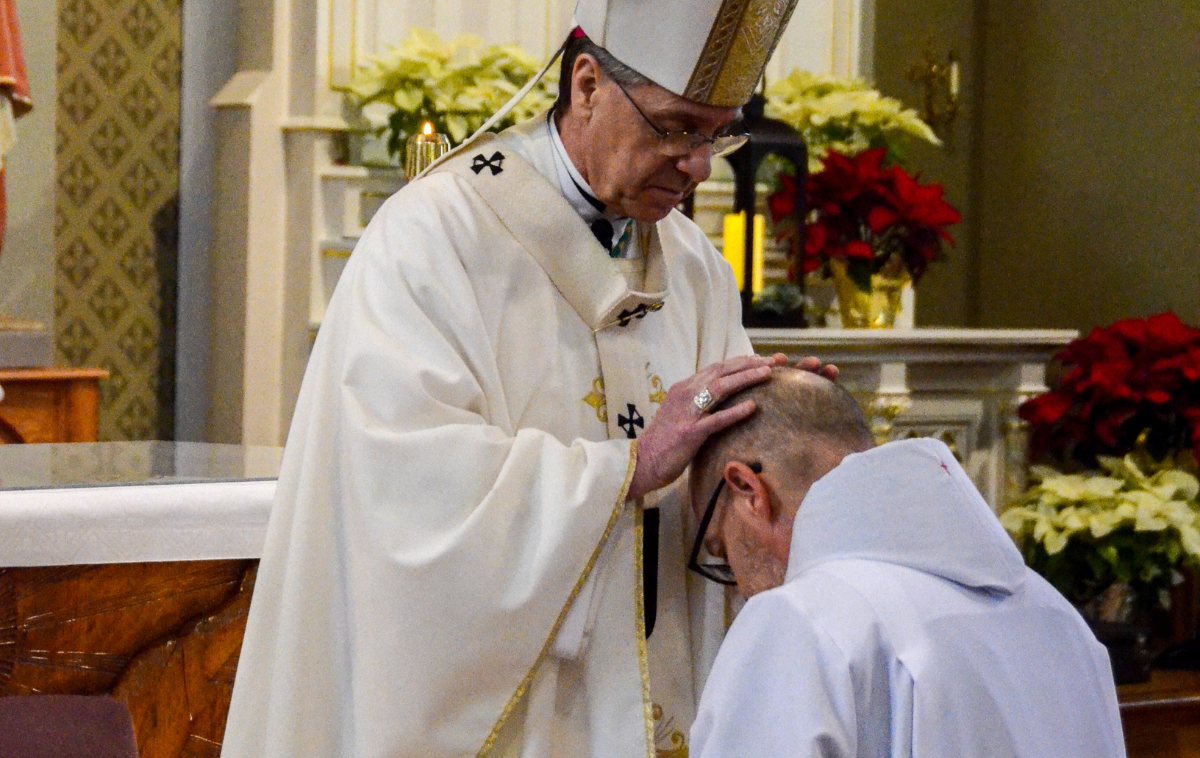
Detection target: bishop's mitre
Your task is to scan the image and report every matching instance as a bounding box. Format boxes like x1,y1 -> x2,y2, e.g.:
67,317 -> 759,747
573,0 -> 801,108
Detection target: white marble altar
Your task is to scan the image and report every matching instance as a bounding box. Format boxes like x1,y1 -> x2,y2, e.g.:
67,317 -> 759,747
750,328 -> 1078,511
0,442 -> 282,567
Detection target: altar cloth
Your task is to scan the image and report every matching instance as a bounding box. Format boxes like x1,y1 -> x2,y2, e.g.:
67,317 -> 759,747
0,442 -> 282,566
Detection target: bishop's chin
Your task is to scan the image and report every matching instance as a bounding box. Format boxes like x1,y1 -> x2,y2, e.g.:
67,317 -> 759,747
632,191 -> 688,223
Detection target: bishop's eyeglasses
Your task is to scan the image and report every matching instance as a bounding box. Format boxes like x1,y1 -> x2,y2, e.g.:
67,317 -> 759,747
612,79 -> 750,159
688,461 -> 763,586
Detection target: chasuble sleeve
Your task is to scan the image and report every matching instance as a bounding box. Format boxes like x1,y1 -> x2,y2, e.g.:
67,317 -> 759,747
691,591 -> 858,758
238,175 -> 642,757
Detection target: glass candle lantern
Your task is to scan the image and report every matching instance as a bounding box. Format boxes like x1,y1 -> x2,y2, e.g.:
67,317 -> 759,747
404,122 -> 451,180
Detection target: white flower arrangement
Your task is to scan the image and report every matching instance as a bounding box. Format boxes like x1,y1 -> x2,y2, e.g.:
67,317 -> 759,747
765,70 -> 940,172
347,29 -> 558,153
1001,455 -> 1200,611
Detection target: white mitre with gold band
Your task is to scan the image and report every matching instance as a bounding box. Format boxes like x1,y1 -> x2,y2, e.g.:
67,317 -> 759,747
574,0 -> 800,107
467,0 -> 800,141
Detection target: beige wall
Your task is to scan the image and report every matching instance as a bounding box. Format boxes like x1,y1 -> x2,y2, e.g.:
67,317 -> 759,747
0,0 -> 55,324
974,0 -> 1200,332
872,0 -> 981,327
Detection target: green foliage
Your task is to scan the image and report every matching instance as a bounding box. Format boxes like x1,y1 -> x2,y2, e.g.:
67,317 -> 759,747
751,283 -> 804,316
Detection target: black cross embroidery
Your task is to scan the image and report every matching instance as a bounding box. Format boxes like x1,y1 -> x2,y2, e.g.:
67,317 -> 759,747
616,301 -> 664,327
617,404 -> 644,439
470,151 -> 505,175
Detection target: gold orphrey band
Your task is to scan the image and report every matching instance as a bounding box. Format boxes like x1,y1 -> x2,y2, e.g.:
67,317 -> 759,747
683,0 -> 800,107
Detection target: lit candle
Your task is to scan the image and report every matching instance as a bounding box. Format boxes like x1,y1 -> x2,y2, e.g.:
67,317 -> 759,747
404,122 -> 451,180
721,212 -> 765,295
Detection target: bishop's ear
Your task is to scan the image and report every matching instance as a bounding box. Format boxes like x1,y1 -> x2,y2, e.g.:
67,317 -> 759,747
571,53 -> 603,118
722,461 -> 771,521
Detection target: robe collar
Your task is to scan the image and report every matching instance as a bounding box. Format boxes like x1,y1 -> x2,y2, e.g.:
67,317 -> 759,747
546,114 -> 633,256
786,438 -> 1027,594
430,126 -> 669,333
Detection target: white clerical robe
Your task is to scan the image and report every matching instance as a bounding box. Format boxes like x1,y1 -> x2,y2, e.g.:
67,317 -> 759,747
221,115 -> 749,758
692,438 -> 1127,758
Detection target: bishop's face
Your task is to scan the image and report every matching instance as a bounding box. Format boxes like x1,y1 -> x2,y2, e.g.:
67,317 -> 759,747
557,57 -> 742,223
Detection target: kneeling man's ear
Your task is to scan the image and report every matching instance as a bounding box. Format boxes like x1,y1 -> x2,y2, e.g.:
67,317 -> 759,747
724,462 -> 771,520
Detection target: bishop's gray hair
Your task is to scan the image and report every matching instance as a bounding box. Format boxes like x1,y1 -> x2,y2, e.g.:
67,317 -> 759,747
554,32 -> 651,117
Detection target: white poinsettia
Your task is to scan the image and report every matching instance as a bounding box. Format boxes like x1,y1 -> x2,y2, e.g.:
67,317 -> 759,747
1001,455 -> 1200,610
347,29 -> 558,154
765,69 -> 940,172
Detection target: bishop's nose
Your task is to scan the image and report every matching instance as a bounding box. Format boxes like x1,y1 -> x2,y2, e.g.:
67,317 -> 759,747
674,147 -> 713,185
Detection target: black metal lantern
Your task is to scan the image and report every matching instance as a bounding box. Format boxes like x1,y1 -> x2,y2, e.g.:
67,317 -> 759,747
723,93 -> 808,327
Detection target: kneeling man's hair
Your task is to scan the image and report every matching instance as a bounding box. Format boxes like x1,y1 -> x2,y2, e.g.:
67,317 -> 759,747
694,368 -> 874,488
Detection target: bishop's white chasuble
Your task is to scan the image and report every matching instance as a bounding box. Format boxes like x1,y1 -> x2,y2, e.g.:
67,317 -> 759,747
221,117 -> 750,758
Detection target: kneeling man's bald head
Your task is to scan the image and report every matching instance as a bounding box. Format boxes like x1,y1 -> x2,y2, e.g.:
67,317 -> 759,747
689,368 -> 875,598
692,368 -> 874,504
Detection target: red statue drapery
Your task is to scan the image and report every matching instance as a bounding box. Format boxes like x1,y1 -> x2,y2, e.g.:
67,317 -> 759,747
0,0 -> 29,255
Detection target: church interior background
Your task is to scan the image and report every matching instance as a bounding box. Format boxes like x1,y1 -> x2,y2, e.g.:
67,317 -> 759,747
0,0 -> 1192,444
0,0 -> 1198,755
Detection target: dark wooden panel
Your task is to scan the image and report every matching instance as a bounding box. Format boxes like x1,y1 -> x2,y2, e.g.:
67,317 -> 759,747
0,560 -> 255,758
1120,670 -> 1200,758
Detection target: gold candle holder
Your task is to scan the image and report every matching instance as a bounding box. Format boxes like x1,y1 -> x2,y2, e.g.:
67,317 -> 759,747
405,122 -> 451,180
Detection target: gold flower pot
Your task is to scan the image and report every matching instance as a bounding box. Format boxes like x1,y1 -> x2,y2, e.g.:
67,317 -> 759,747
829,257 -> 910,329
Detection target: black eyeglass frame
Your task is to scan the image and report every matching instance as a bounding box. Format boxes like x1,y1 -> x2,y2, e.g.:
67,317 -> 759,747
688,461 -> 763,586
610,78 -> 750,159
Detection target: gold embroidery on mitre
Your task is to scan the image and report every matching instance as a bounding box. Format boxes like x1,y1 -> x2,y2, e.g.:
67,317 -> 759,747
652,704 -> 690,758
583,377 -> 608,423
684,0 -> 799,107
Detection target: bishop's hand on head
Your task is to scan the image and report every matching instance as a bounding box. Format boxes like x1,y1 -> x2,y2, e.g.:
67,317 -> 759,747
626,353 -> 837,501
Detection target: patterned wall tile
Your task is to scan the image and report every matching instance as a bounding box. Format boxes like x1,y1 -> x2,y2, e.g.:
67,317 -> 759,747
55,0 -> 182,441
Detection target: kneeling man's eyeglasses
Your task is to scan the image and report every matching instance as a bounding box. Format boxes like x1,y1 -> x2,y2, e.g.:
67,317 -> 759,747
614,79 -> 750,159
688,461 -> 763,586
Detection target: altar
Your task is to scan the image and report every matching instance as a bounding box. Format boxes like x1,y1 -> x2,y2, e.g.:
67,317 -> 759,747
0,442 -> 280,758
749,327 -> 1079,510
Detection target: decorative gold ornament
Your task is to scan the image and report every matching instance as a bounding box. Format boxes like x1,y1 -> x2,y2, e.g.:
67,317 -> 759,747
583,377 -> 608,423
648,375 -> 667,406
905,44 -> 961,133
652,703 -> 690,758
584,372 -> 668,423
867,393 -> 912,445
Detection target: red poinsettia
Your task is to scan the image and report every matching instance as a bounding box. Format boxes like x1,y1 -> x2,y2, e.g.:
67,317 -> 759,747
768,147 -> 961,290
1020,312 -> 1200,465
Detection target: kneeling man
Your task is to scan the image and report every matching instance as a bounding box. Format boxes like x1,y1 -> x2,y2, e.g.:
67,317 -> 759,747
688,369 -> 1125,757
